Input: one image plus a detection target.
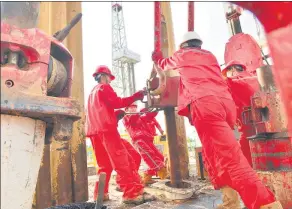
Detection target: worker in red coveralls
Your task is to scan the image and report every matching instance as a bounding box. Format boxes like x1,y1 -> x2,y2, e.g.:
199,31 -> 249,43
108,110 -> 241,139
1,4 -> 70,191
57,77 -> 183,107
85,65 -> 155,205
152,31 -> 282,209
140,108 -> 164,136
114,109 -> 142,192
123,103 -> 168,185
221,60 -> 260,167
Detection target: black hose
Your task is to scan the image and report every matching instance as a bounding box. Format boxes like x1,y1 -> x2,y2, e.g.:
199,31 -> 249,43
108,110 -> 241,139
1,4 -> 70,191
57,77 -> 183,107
45,202 -> 107,209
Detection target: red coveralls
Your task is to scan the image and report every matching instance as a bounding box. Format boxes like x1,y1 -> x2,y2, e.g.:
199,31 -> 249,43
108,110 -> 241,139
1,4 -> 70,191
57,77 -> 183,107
140,108 -> 164,136
154,48 -> 275,209
226,72 -> 260,167
123,111 -> 165,176
85,83 -> 144,200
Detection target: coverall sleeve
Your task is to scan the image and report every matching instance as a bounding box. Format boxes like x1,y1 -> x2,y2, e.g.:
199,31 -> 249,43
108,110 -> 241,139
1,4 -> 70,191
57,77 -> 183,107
156,53 -> 179,71
141,111 -> 158,120
101,84 -> 137,109
153,118 -> 164,134
123,114 -> 140,124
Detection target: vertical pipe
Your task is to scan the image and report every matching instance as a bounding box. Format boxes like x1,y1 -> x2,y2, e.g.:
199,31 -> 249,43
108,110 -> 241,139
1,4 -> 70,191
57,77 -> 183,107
160,2 -> 189,187
164,107 -> 182,187
188,2 -> 194,31
154,2 -> 162,52
66,2 -> 88,202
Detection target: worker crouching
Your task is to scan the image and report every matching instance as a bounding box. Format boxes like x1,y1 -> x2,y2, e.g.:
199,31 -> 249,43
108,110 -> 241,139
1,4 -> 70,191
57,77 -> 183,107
152,32 -> 282,209
85,65 -> 155,205
221,60 -> 260,167
123,104 -> 168,185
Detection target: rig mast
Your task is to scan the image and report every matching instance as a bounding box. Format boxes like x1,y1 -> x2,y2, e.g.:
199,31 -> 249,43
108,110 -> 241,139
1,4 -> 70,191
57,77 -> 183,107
111,2 -> 140,97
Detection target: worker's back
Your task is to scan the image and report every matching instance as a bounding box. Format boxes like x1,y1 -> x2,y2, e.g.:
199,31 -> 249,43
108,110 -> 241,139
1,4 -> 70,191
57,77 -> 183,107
85,84 -> 117,136
159,47 -> 233,116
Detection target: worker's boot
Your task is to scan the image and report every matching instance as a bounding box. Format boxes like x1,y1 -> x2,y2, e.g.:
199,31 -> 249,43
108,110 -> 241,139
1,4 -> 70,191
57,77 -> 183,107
157,167 -> 168,180
123,192 -> 156,205
260,201 -> 283,209
216,187 -> 241,209
143,173 -> 156,185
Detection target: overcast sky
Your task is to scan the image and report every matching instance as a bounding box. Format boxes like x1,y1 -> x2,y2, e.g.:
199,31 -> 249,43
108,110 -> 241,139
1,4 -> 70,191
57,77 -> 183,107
82,2 -> 266,141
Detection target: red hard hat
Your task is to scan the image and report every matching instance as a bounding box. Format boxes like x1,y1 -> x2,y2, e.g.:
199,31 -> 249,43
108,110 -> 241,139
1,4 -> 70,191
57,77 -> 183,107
92,65 -> 115,80
221,60 -> 246,76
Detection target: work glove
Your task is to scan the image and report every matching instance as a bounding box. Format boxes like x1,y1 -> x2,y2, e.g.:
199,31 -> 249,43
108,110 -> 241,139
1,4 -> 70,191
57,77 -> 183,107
133,90 -> 145,101
116,110 -> 126,121
152,51 -> 163,63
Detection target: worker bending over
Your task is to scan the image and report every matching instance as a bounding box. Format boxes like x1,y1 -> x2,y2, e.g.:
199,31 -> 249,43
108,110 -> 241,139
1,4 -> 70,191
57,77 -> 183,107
123,103 -> 168,185
85,65 -> 154,204
221,60 -> 260,166
140,108 -> 164,136
152,32 -> 282,209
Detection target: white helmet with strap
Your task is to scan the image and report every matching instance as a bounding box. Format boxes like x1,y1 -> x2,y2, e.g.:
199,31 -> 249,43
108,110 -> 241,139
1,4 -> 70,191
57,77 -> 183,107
179,31 -> 203,48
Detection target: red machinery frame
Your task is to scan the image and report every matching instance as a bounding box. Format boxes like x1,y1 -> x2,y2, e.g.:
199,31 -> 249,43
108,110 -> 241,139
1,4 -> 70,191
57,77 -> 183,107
234,2 -> 292,141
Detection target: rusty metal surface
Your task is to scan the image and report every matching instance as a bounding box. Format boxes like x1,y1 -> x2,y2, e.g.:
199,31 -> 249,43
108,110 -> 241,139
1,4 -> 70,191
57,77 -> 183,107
266,24 -> 292,143
47,56 -> 69,97
1,88 -> 80,123
251,91 -> 288,134
1,2 -> 40,28
65,2 -> 88,202
32,144 -> 52,209
258,171 -> 292,209
249,137 -> 292,171
256,65 -> 277,92
188,2 -> 194,31
2,9 -> 83,208
233,2 -> 292,144
50,140 -> 73,206
164,107 -> 182,187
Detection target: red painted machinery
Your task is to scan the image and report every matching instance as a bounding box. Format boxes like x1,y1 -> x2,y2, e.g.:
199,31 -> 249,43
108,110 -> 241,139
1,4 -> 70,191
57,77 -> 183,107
245,65 -> 292,208
1,2 -> 81,209
146,1 -> 292,207
224,2 -> 292,208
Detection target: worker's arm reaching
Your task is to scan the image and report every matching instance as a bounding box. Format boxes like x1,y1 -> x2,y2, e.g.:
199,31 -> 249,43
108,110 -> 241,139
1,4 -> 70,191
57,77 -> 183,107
141,111 -> 158,120
101,84 -> 145,109
123,114 -> 140,124
152,51 -> 178,71
153,118 -> 164,135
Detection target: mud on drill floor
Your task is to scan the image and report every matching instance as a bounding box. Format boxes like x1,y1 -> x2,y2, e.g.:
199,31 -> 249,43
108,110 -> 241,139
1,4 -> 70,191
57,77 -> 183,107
87,175 -> 226,209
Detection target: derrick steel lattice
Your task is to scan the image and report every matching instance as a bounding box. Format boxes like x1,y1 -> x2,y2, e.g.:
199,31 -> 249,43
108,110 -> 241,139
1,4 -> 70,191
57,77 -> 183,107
111,2 -> 140,97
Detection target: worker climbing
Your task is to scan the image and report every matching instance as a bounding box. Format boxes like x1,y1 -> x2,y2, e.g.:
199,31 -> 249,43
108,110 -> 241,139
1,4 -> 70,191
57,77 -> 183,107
85,65 -> 155,205
123,103 -> 168,185
221,60 -> 260,166
152,31 -> 283,209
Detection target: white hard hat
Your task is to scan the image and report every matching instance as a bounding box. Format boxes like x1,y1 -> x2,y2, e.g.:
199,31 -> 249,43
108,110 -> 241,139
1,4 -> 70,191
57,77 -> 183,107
179,31 -> 203,48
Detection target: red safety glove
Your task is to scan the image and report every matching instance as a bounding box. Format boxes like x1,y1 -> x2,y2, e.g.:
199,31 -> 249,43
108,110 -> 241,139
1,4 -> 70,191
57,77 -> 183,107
152,51 -> 163,63
133,90 -> 145,101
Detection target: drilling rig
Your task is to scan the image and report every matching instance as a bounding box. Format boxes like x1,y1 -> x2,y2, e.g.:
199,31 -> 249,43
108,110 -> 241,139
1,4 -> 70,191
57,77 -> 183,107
1,1 -> 292,209
111,2 -> 140,97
